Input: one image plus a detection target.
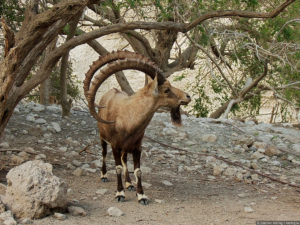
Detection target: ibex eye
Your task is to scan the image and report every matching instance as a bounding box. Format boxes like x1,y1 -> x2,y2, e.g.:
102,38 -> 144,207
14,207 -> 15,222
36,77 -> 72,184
164,88 -> 170,93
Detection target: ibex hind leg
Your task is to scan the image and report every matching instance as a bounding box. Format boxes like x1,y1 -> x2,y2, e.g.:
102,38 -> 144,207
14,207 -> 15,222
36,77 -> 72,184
100,139 -> 108,182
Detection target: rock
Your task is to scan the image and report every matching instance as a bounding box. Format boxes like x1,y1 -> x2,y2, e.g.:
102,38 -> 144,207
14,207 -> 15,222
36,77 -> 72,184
244,206 -> 254,213
0,211 -> 17,225
3,160 -> 67,219
223,167 -> 237,177
251,151 -> 265,160
264,145 -> 281,157
292,144 -> 300,153
107,207 -> 124,217
250,162 -> 259,170
68,206 -> 87,217
162,180 -> 173,186
72,160 -> 82,167
213,164 -> 223,176
11,155 -> 26,165
271,161 -> 281,166
0,142 -> 10,148
34,118 -> 47,124
46,105 -> 61,113
72,168 -> 84,177
58,147 -> 67,152
32,104 -> 45,112
91,159 -> 101,168
18,151 -> 30,159
96,189 -> 108,195
51,122 -> 61,133
35,154 -> 46,160
201,134 -> 217,143
251,174 -> 259,181
53,212 -> 67,220
0,199 -> 5,213
26,114 -> 35,122
83,168 -> 97,173
154,199 -> 164,204
253,141 -> 267,150
237,193 -> 247,198
19,218 -> 32,224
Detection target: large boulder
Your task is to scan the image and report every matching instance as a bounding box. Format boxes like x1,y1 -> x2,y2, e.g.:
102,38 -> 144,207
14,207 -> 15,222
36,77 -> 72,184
3,160 -> 67,219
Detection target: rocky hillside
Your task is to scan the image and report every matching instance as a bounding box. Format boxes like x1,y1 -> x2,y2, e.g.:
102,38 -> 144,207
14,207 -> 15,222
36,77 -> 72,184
0,102 -> 300,224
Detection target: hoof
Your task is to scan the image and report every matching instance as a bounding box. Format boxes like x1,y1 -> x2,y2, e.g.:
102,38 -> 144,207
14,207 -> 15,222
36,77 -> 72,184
139,198 -> 149,205
101,177 -> 108,182
116,196 -> 125,202
127,185 -> 136,192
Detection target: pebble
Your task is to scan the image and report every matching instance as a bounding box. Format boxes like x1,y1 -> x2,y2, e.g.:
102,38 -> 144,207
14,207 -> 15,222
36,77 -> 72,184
155,199 -> 164,204
53,212 -> 67,220
201,134 -> 217,143
0,142 -> 10,148
68,206 -> 87,217
51,122 -> 61,133
73,168 -> 84,177
244,206 -> 254,213
96,189 -> 108,195
35,118 -> 47,124
72,160 -> 82,167
162,180 -> 173,186
107,207 -> 124,217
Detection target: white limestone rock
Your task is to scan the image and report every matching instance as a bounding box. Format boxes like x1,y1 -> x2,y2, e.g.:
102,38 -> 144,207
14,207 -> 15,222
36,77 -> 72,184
3,160 -> 67,219
107,207 -> 124,217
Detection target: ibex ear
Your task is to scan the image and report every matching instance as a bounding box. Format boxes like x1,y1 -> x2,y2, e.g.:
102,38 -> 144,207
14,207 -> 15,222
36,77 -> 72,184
171,106 -> 182,126
149,75 -> 158,96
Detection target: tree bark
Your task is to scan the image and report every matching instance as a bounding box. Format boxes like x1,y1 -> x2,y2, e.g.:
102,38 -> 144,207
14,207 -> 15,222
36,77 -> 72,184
60,13 -> 82,117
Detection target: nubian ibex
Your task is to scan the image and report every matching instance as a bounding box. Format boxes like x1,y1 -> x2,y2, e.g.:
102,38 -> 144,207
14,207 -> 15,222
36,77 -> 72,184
84,51 -> 191,205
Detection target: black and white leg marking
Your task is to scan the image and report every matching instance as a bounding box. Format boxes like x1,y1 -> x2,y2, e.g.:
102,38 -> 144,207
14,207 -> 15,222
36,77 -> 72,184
134,168 -> 148,205
115,165 -> 125,202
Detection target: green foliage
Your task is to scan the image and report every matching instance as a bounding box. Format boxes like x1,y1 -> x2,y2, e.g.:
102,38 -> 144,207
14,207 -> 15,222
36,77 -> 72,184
0,0 -> 24,28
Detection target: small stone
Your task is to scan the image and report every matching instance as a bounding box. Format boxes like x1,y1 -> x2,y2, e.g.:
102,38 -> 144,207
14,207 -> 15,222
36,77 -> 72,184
11,155 -> 26,165
107,207 -> 124,217
237,193 -> 247,198
250,162 -> 259,170
83,168 -> 97,173
35,118 -> 47,124
213,164 -> 223,176
154,199 -> 164,204
26,115 -> 35,122
251,151 -> 265,160
72,168 -> 84,177
67,163 -> 75,170
0,211 -> 17,225
35,154 -> 46,160
68,206 -> 87,217
265,145 -> 281,157
223,167 -> 237,177
19,218 -> 32,224
91,159 -> 101,168
253,142 -> 267,150
53,212 -> 67,220
235,172 -> 244,181
0,142 -> 10,148
201,134 -> 217,143
58,147 -> 67,152
271,161 -> 281,166
32,104 -> 45,112
72,160 -> 82,167
0,199 -> 5,213
292,144 -> 300,153
244,206 -> 254,213
162,180 -> 173,186
96,189 -> 108,195
51,122 -> 61,133
251,174 -> 259,181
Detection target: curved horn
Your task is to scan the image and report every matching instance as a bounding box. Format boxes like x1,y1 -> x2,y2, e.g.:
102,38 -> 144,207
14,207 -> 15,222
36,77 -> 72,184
84,51 -> 165,123
84,51 -> 155,99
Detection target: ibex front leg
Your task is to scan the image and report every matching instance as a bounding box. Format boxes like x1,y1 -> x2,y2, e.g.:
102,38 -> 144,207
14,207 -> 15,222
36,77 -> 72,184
133,150 -> 148,205
113,149 -> 125,202
121,153 -> 135,191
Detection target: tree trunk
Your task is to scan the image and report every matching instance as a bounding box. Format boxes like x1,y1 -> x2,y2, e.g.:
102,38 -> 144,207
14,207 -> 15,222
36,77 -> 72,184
60,13 -> 82,117
39,78 -> 51,105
